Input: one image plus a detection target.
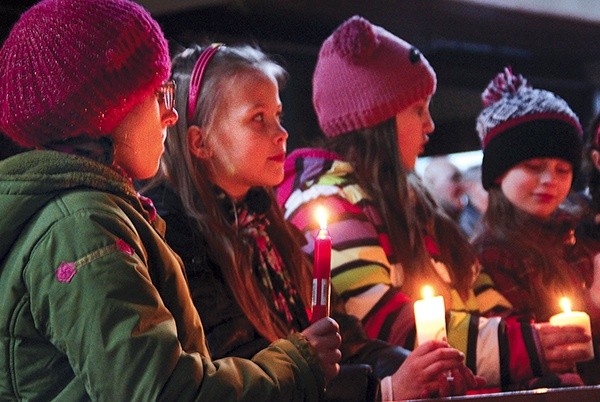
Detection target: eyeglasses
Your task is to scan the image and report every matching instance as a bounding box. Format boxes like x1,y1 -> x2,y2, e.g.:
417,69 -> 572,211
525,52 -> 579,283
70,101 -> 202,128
156,80 -> 176,112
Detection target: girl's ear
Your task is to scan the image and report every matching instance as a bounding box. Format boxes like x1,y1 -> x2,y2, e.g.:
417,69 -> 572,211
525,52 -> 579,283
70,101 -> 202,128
188,125 -> 212,159
592,149 -> 600,173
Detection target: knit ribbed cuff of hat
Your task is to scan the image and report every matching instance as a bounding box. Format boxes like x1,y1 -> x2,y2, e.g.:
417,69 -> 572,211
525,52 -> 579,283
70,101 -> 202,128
481,119 -> 582,190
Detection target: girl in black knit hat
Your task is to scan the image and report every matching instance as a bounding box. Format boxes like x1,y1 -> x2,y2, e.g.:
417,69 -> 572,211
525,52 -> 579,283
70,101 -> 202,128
472,67 -> 600,385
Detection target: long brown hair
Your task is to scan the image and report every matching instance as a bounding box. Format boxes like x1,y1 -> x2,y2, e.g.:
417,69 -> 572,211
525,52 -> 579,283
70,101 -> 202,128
146,44 -> 311,341
473,187 -> 583,319
327,118 -> 475,302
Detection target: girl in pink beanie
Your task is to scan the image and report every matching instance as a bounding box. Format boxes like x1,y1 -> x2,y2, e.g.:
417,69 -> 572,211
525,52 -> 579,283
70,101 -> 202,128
0,0 -> 340,400
277,15 -> 590,393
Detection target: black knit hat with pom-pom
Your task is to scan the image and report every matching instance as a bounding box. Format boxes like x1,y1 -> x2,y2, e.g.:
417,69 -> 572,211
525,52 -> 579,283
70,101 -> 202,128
312,15 -> 436,137
476,67 -> 583,189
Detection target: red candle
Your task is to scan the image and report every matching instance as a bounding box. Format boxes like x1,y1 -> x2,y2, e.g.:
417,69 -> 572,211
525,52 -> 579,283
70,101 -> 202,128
311,206 -> 332,323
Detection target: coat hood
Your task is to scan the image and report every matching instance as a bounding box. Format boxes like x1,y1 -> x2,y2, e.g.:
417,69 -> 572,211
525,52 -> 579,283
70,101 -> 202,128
0,150 -> 139,263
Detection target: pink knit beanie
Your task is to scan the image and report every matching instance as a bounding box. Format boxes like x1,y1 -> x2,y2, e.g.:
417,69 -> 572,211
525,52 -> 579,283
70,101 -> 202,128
312,16 -> 437,138
0,0 -> 170,148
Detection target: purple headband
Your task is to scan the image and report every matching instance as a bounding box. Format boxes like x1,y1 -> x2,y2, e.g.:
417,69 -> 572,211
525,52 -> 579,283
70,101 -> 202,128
187,43 -> 223,120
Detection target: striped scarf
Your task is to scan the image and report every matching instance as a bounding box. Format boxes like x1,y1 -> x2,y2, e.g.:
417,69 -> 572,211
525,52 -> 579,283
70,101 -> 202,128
219,188 -> 308,329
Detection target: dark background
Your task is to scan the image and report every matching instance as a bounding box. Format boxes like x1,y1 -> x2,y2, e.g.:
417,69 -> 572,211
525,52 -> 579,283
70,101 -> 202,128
3,0 -> 600,158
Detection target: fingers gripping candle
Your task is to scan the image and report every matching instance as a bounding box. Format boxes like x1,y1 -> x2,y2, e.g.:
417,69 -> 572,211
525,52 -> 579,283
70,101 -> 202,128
549,297 -> 594,361
414,285 -> 447,345
311,206 -> 332,323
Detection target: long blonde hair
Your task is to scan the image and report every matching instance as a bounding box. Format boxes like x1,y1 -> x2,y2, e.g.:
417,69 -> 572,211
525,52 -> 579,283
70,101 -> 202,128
147,44 -> 311,341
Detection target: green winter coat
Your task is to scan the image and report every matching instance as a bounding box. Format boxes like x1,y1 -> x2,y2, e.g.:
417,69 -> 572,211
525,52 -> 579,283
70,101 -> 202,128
0,150 -> 323,401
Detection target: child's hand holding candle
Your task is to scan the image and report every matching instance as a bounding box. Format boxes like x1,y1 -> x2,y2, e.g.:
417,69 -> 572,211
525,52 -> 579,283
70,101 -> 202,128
414,285 -> 447,345
548,297 -> 594,362
311,206 -> 332,323
414,285 -> 454,382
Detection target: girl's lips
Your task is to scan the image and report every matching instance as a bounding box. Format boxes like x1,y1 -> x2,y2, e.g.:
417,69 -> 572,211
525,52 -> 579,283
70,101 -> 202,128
268,152 -> 286,162
534,193 -> 555,203
420,136 -> 429,153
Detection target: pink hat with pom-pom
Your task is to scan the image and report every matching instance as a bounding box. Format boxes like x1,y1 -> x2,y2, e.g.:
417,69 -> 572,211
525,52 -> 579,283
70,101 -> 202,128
476,67 -> 582,189
312,15 -> 436,138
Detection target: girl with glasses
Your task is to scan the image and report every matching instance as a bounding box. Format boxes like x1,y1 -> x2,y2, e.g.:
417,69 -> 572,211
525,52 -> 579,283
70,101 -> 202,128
0,0 -> 340,400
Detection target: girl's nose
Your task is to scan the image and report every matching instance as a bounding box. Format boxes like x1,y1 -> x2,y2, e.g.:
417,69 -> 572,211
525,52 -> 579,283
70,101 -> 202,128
275,125 -> 288,144
539,169 -> 556,184
423,112 -> 435,135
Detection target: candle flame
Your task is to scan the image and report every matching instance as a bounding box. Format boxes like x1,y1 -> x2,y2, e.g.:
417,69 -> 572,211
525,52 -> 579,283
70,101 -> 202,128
422,285 -> 434,300
559,297 -> 572,313
315,206 -> 328,230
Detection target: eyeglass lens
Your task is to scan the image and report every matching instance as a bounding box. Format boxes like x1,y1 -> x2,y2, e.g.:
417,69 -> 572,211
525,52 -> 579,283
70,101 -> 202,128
157,81 -> 175,111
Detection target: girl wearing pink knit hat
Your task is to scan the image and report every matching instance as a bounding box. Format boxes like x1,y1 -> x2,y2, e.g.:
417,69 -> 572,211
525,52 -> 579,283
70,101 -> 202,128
277,15 -> 590,392
0,0 -> 340,400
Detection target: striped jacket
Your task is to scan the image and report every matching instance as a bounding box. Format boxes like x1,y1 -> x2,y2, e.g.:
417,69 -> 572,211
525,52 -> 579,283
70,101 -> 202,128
276,148 -> 553,390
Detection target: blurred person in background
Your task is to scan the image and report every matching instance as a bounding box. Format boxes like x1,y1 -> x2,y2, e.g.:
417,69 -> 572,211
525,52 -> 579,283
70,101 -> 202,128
459,164 -> 488,238
422,156 -> 466,222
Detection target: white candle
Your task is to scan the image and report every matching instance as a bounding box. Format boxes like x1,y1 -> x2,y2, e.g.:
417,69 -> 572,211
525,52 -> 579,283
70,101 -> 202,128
549,297 -> 594,361
414,285 -> 447,345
